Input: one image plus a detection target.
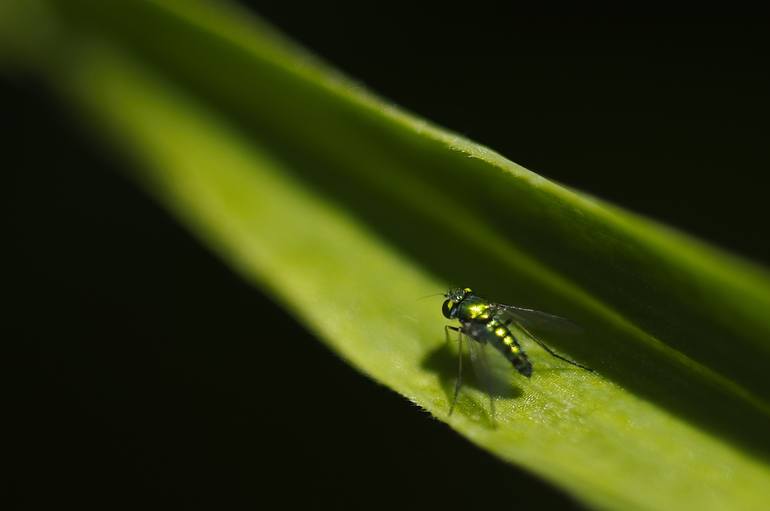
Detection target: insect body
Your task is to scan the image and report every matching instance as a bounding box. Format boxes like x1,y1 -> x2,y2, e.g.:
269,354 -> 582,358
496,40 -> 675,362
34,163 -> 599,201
442,287 -> 592,415
443,289 -> 533,377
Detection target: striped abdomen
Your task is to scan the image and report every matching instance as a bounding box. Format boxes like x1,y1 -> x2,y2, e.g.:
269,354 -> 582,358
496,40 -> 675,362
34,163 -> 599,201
483,317 -> 532,378
457,300 -> 532,378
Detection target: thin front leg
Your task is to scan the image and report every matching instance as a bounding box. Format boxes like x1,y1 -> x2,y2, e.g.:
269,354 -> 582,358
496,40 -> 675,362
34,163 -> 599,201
445,325 -> 463,416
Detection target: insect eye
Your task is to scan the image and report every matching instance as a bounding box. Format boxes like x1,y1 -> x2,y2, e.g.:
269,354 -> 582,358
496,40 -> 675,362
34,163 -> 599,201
442,300 -> 454,319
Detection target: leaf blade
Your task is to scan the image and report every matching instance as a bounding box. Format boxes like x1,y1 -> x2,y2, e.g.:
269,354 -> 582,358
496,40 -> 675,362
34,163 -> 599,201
59,45 -> 770,511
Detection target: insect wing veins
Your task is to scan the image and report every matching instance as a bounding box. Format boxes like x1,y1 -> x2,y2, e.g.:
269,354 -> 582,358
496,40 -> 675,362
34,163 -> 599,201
488,303 -> 582,334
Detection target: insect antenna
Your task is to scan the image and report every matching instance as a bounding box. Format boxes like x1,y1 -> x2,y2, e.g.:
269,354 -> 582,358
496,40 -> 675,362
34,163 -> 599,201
417,292 -> 445,301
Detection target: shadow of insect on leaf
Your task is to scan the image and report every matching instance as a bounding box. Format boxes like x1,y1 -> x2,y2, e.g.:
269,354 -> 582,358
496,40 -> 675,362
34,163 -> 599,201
422,341 -> 523,426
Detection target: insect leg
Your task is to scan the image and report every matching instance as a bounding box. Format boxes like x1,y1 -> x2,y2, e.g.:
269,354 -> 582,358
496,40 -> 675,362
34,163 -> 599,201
445,325 -> 463,416
519,324 -> 594,373
444,324 -> 460,345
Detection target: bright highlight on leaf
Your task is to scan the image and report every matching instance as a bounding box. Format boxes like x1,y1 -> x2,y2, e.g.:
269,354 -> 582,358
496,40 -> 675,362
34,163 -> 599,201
6,1 -> 770,510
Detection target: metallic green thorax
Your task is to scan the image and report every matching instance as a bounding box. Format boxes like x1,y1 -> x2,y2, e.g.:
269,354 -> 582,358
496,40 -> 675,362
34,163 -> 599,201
443,287 -> 532,377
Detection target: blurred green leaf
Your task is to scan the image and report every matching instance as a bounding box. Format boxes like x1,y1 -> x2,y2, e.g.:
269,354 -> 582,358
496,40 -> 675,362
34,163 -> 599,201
7,1 -> 770,509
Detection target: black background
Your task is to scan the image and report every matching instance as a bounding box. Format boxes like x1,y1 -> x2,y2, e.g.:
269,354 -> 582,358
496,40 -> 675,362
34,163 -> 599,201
7,7 -> 770,511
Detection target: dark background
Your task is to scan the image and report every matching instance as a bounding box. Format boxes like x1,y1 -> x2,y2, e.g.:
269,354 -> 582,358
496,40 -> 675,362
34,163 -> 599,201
7,8 -> 770,511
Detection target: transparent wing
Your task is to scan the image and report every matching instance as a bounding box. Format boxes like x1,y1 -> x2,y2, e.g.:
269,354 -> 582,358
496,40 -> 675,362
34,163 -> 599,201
466,337 -> 498,424
492,306 -> 594,373
489,303 -> 582,334
465,331 -> 522,425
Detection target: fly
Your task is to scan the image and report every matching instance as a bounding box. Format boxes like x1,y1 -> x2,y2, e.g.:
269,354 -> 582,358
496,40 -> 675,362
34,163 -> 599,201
442,287 -> 593,416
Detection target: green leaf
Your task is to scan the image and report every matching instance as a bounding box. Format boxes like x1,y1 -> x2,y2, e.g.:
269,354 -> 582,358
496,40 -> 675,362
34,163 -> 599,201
8,1 -> 770,509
